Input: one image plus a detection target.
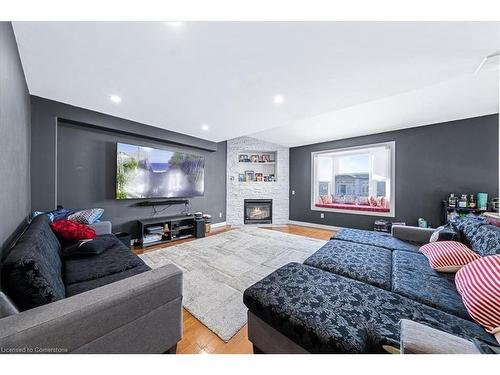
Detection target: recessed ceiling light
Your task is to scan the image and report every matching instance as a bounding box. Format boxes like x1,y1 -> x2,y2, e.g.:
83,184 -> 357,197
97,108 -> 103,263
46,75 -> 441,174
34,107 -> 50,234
273,95 -> 285,104
165,22 -> 184,29
109,95 -> 121,103
201,124 -> 209,131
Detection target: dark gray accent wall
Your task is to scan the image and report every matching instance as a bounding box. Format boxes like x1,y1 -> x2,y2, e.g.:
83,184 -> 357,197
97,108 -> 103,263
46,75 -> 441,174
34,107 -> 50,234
31,97 -> 226,237
0,22 -> 31,254
290,114 -> 499,230
31,96 -> 218,212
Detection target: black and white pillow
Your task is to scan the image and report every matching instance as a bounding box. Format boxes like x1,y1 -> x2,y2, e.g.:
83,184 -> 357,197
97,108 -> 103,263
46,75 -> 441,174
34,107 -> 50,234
430,222 -> 462,243
68,208 -> 104,225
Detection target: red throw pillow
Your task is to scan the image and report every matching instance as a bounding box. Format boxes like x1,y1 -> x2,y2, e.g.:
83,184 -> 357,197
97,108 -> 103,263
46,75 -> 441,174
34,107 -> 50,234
50,219 -> 96,241
419,241 -> 480,272
455,255 -> 500,342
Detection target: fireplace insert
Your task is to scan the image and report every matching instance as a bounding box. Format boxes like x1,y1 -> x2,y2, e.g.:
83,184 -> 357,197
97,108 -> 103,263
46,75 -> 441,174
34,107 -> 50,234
244,199 -> 272,224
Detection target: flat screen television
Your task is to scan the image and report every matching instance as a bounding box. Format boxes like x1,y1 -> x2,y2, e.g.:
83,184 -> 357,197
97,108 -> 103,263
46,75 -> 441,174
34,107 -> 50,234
116,142 -> 205,199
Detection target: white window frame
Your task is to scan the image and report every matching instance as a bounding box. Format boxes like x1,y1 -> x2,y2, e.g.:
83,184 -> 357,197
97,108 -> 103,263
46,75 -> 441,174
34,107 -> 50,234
310,141 -> 396,217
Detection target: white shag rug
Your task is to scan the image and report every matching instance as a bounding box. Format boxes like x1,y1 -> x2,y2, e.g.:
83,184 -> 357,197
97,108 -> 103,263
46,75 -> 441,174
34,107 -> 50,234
139,226 -> 327,342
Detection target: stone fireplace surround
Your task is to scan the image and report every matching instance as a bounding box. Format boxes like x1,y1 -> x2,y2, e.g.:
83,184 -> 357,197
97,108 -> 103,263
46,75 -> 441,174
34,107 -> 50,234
226,136 -> 289,226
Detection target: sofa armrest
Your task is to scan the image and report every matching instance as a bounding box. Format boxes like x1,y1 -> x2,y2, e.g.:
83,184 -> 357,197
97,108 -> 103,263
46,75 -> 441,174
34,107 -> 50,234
89,220 -> 112,235
391,225 -> 435,244
0,264 -> 182,353
400,319 -> 480,354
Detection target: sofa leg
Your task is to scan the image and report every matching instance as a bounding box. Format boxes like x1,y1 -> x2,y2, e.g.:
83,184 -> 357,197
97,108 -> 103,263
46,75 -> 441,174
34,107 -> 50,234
253,344 -> 264,354
163,343 -> 177,354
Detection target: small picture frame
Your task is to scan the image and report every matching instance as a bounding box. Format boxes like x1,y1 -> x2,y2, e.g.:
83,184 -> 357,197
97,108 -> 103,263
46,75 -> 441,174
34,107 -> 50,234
239,154 -> 248,162
255,173 -> 263,182
261,154 -> 271,162
250,155 -> 259,163
245,170 -> 254,181
238,174 -> 245,182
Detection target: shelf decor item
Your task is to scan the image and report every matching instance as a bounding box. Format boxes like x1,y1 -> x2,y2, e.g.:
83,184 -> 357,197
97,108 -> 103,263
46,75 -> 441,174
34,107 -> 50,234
477,193 -> 488,210
250,155 -> 259,163
238,174 -> 245,182
238,154 -> 249,162
245,170 -> 254,182
260,154 -> 271,162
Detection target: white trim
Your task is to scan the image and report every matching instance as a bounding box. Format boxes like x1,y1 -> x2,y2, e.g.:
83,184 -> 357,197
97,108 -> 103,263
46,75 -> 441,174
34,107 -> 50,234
310,141 -> 396,217
288,220 -> 344,231
211,221 -> 227,228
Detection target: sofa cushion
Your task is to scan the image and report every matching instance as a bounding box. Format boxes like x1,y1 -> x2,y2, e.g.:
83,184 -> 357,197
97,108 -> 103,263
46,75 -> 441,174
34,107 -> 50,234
334,228 -> 419,252
63,234 -> 148,287
304,239 -> 392,289
243,263 -> 496,353
429,223 -> 461,242
392,250 -> 470,320
469,225 -> 500,257
1,215 -> 66,311
65,262 -> 151,297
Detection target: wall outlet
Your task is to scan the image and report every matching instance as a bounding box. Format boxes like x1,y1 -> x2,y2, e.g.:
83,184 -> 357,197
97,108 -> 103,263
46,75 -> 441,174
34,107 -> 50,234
219,212 -> 223,218
320,213 -> 324,219
291,190 -> 295,195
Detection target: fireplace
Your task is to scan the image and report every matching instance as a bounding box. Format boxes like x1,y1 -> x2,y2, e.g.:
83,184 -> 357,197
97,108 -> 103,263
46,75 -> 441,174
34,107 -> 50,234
244,199 -> 272,224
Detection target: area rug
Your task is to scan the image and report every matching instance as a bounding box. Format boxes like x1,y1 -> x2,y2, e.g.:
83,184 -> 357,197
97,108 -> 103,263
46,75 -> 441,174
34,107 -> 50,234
139,227 -> 327,342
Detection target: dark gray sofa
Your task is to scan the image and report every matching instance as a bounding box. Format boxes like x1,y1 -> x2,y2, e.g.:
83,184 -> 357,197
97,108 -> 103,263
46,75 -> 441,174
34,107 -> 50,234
0,215 -> 183,353
244,217 -> 500,354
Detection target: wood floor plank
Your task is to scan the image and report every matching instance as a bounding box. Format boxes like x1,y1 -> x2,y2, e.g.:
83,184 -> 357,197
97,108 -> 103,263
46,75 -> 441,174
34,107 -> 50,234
135,224 -> 332,354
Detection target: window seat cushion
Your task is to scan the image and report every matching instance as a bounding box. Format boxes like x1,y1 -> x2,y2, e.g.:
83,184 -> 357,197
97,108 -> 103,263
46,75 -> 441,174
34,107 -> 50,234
315,203 -> 390,213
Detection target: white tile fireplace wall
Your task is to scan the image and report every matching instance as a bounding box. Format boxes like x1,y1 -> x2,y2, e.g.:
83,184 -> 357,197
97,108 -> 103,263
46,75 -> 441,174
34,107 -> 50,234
227,136 -> 289,225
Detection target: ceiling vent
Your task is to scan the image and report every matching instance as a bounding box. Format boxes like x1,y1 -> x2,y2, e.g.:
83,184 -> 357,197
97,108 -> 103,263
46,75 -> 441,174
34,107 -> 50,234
474,51 -> 500,74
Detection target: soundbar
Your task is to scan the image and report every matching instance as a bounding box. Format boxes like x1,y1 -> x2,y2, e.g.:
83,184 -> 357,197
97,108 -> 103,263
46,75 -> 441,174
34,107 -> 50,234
136,199 -> 189,207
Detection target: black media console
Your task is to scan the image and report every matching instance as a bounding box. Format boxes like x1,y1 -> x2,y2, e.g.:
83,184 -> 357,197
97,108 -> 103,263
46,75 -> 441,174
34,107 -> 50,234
138,214 -> 198,247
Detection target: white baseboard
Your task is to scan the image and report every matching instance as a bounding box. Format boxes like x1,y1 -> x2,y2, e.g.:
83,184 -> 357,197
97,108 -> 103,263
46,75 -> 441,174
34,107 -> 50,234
211,221 -> 227,228
288,220 -> 344,231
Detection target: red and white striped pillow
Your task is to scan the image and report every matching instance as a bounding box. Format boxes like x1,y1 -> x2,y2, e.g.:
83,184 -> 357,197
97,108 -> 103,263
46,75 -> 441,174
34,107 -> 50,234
419,241 -> 480,272
455,255 -> 500,343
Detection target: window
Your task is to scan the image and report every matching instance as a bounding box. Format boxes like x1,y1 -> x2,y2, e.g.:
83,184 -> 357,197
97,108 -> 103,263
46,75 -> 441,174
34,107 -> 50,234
311,142 -> 395,216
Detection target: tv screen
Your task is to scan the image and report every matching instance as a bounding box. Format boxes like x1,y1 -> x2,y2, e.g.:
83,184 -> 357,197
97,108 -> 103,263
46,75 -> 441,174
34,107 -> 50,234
116,142 -> 205,199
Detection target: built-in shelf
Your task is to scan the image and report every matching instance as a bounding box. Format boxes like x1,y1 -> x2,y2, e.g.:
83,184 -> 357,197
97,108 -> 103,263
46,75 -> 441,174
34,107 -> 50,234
237,151 -> 277,183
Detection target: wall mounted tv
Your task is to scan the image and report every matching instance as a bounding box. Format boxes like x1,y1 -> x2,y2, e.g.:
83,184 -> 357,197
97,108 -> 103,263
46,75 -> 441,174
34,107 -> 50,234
116,142 -> 205,199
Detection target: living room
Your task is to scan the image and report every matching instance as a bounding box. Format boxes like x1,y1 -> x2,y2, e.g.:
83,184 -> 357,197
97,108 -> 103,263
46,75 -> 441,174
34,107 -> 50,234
1,1 -> 499,372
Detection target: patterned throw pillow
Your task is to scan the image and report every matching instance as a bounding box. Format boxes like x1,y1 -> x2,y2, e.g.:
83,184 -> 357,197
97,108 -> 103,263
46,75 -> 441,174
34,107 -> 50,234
419,241 -> 480,272
451,216 -> 486,244
68,208 -> 104,225
50,220 -> 96,241
356,197 -> 370,206
320,195 -> 333,204
469,225 -> 500,257
455,255 -> 500,343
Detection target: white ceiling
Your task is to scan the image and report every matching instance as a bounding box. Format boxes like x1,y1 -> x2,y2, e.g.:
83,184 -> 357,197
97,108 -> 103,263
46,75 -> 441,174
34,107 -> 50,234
13,22 -> 500,147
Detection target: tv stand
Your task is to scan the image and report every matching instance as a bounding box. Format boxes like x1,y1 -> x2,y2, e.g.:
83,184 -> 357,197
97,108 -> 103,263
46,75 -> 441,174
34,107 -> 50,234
138,214 -> 196,247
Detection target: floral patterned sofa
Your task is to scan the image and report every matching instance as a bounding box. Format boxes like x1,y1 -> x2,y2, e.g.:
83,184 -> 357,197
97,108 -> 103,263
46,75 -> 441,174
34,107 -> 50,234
243,216 -> 500,353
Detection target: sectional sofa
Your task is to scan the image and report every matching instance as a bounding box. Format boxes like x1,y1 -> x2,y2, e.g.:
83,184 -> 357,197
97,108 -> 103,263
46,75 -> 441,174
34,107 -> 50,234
243,217 -> 500,353
0,215 -> 183,354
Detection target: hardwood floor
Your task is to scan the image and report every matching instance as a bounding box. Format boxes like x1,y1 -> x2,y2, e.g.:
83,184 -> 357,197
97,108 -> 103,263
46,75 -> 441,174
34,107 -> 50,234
135,223 -> 334,354
262,224 -> 334,241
